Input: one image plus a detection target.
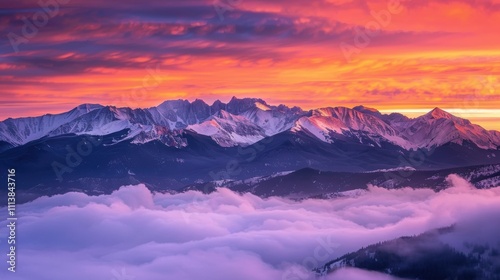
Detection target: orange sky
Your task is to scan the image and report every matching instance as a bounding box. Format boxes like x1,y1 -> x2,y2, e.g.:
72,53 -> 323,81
1,0 -> 499,130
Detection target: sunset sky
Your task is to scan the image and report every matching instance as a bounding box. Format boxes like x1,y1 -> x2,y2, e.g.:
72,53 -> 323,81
1,0 -> 499,130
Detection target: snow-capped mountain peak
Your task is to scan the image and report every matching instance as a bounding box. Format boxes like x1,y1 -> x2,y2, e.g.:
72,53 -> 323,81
353,105 -> 380,114
75,103 -> 104,113
293,107 -> 413,149
0,98 -> 498,151
187,110 -> 266,147
0,104 -> 103,146
399,108 -> 499,150
226,96 -> 268,114
312,107 -> 398,136
254,101 -> 272,111
425,107 -> 456,120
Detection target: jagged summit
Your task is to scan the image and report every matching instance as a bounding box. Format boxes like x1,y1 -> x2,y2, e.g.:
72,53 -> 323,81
75,103 -> 104,112
0,98 -> 498,150
353,105 -> 380,114
426,107 -> 455,120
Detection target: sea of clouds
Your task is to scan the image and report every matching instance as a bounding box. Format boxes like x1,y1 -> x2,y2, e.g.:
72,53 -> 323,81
1,174 -> 499,280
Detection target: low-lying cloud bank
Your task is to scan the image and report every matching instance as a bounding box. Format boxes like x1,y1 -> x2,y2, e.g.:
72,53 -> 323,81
1,175 -> 499,280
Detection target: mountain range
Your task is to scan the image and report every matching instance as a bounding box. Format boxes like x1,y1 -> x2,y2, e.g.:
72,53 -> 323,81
1,97 -> 499,151
0,97 -> 499,203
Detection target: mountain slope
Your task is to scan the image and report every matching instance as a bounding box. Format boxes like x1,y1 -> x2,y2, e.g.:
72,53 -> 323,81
187,110 -> 267,147
397,108 -> 500,149
0,104 -> 102,145
0,99 -> 498,153
293,107 -> 413,149
316,227 -> 500,280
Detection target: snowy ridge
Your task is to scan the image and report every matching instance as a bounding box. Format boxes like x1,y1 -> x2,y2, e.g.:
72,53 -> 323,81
293,107 -> 414,149
0,104 -> 103,145
187,110 -> 267,147
396,108 -> 500,150
0,98 -> 499,151
364,166 -> 417,173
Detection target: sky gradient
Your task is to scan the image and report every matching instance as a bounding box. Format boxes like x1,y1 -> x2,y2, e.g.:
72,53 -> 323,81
1,0 -> 499,130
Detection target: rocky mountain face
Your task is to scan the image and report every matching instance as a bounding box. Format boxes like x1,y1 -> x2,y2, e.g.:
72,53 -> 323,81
0,98 -> 498,203
1,98 -> 499,151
